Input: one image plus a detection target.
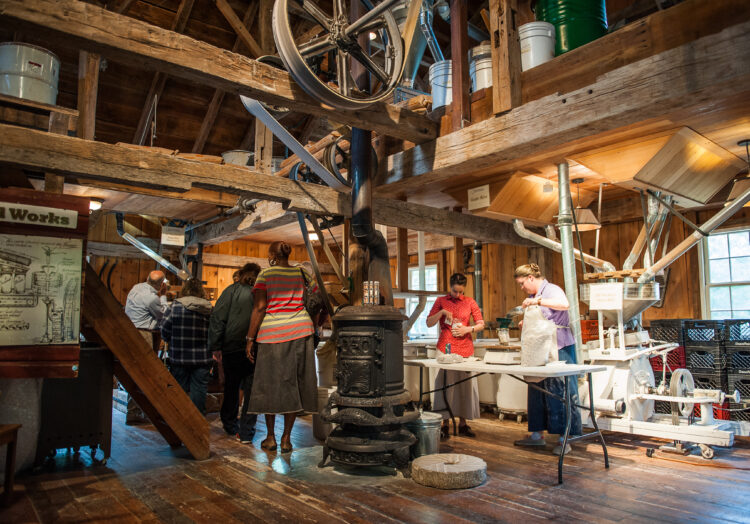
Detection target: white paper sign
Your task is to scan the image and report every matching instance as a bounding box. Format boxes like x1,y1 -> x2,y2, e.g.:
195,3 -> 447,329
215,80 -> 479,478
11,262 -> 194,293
0,202 -> 77,229
467,185 -> 491,210
161,226 -> 186,246
589,283 -> 624,311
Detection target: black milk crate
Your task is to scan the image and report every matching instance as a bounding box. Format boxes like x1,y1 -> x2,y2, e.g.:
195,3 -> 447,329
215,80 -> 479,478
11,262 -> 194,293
729,402 -> 750,422
649,319 -> 686,346
728,373 -> 750,400
685,346 -> 726,373
725,319 -> 750,348
683,320 -> 725,347
691,371 -> 727,393
726,346 -> 750,373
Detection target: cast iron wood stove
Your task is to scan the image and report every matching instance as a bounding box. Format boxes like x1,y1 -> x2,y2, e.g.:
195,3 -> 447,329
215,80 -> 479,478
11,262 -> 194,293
319,305 -> 418,472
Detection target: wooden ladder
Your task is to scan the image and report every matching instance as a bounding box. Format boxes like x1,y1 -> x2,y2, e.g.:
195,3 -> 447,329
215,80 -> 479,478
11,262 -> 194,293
81,264 -> 210,460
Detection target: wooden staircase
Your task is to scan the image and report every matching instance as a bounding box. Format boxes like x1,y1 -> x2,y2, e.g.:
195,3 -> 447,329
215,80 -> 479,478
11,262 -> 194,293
81,264 -> 210,460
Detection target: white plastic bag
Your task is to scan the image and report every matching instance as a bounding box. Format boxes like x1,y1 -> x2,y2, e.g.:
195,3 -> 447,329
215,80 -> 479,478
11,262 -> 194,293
520,305 -> 558,367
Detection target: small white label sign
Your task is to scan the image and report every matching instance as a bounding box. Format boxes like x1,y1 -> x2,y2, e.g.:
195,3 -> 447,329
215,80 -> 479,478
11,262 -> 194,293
161,226 -> 186,246
589,283 -> 624,311
467,184 -> 491,210
0,202 -> 77,229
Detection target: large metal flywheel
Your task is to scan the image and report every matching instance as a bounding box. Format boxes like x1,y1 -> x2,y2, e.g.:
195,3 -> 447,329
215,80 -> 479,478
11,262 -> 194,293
273,0 -> 405,109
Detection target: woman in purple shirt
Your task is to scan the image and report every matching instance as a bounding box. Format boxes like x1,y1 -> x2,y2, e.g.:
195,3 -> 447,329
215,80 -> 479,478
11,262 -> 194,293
512,263 -> 582,456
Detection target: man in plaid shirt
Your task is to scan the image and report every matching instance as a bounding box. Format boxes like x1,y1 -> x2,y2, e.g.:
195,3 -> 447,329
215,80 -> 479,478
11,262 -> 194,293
161,278 -> 213,413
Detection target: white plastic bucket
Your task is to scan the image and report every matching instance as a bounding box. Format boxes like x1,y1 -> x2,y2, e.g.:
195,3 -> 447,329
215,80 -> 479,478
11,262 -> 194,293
429,59 -> 452,109
497,374 -> 528,412
469,43 -> 493,92
518,22 -> 556,71
0,43 -> 60,105
221,150 -> 253,166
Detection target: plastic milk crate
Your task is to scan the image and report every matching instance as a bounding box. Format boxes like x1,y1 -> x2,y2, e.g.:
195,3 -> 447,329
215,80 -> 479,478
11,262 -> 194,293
724,319 -> 750,348
683,320 -> 725,347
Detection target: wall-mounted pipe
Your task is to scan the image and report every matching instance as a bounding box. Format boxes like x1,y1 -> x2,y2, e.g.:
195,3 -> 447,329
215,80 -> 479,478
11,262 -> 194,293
638,184 -> 750,283
513,220 -> 616,272
115,213 -> 190,280
557,162 -> 583,355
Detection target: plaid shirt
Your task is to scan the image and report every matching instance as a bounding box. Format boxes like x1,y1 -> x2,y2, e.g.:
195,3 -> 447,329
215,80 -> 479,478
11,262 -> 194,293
161,301 -> 212,365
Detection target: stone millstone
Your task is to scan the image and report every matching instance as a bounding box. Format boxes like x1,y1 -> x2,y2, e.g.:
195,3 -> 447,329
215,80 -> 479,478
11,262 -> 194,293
411,453 -> 487,489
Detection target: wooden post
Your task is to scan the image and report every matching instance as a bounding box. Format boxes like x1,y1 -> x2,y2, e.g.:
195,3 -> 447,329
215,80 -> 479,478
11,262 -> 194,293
349,242 -> 367,306
450,0 -> 471,131
259,0 -> 275,55
490,0 -> 522,114
453,237 -> 464,274
76,50 -> 100,140
254,120 -> 274,174
44,112 -> 73,193
397,227 -> 409,291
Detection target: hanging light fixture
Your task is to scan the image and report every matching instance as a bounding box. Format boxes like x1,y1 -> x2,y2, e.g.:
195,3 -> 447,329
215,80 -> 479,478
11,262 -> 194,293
571,178 -> 601,231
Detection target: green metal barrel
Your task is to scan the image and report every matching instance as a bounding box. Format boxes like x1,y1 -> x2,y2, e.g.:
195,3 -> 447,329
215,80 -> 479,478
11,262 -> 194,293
534,0 -> 608,55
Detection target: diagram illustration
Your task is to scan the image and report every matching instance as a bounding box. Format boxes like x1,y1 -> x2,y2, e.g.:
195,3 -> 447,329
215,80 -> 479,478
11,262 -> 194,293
0,235 -> 82,346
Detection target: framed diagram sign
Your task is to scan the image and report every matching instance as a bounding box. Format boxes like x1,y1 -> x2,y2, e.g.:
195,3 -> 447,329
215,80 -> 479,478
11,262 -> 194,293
0,188 -> 89,378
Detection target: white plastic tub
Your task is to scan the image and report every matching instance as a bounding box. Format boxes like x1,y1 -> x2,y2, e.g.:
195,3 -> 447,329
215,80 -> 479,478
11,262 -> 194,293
469,43 -> 493,92
0,43 -> 60,105
518,22 -> 556,71
429,60 -> 452,109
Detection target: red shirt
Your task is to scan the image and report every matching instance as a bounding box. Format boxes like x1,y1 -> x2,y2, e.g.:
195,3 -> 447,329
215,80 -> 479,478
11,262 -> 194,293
428,294 -> 483,357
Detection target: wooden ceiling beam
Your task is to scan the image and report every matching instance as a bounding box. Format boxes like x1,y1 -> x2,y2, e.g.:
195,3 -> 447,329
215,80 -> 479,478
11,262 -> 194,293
0,124 -> 535,245
0,0 -> 436,142
381,21 -> 750,196
192,1 -> 258,154
132,0 -> 196,145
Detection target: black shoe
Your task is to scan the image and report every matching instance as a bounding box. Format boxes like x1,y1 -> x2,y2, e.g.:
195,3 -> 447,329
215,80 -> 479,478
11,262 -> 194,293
458,425 -> 476,438
440,425 -> 450,440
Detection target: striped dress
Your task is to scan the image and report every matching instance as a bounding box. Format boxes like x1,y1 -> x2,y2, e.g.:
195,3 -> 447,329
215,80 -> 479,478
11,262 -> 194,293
253,266 -> 317,343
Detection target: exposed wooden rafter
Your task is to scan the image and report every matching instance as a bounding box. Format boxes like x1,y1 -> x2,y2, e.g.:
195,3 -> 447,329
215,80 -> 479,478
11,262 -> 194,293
214,0 -> 263,58
132,0 -> 196,145
0,0 -> 436,143
0,124 -> 535,246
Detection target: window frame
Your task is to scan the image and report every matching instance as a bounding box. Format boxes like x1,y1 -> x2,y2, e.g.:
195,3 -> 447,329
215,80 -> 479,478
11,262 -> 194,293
699,225 -> 750,319
405,264 -> 439,339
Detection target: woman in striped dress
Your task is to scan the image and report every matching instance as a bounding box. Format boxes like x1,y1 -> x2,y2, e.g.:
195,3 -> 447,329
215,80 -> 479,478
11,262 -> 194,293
245,241 -> 318,453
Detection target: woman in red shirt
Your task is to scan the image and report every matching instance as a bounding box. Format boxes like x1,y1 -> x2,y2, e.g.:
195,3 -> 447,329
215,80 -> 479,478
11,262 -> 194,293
426,273 -> 485,439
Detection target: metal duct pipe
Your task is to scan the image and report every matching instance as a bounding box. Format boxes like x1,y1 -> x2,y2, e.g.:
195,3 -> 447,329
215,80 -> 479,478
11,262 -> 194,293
473,241 -> 483,314
115,213 -> 190,280
623,194 -> 671,270
420,3 -> 444,62
393,0 -> 428,88
623,226 -> 647,271
434,0 -> 489,42
645,195 -> 672,267
351,128 -> 376,245
638,184 -> 750,283
557,162 -> 583,355
513,220 -> 616,271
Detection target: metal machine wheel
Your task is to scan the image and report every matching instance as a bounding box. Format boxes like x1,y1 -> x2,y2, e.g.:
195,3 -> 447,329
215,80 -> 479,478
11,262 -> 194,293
699,444 -> 715,459
497,413 -> 504,421
273,0 -> 405,109
669,368 -> 695,417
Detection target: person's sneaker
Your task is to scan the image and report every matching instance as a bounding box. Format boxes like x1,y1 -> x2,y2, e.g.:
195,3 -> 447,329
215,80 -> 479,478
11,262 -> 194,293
238,433 -> 255,444
514,436 -> 546,447
552,444 -> 572,456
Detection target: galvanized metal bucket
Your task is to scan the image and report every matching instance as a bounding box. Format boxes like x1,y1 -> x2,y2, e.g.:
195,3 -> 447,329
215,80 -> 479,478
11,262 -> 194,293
0,42 -> 60,105
405,410 -> 443,458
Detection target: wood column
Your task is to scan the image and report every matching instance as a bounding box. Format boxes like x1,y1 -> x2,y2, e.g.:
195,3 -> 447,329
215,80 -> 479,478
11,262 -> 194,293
490,0 -> 522,114
450,0 -> 471,131
76,50 -> 100,140
453,237 -> 464,274
397,227 -> 409,291
44,112 -> 73,193
254,121 -> 274,174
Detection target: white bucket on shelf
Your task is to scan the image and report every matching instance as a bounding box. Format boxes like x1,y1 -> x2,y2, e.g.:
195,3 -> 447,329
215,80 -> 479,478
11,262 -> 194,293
469,43 -> 493,92
0,43 -> 60,105
518,22 -> 555,71
221,150 -> 253,166
429,59 -> 452,109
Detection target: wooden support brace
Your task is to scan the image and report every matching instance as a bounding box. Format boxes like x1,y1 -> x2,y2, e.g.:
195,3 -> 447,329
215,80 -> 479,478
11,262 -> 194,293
215,0 -> 263,58
490,0 -> 522,114
254,120 -> 274,174
450,0 -> 471,131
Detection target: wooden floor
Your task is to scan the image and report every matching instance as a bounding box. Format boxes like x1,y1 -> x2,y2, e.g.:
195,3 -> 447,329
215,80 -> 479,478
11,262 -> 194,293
3,411 -> 750,523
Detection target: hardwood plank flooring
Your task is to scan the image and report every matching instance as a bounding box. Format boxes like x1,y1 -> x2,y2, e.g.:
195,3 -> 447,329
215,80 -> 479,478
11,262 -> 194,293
3,410 -> 750,523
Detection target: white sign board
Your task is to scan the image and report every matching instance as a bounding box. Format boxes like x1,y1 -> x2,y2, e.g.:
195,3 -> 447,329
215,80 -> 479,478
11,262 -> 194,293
589,283 -> 624,311
161,226 -> 186,246
467,185 -> 491,210
0,202 -> 78,229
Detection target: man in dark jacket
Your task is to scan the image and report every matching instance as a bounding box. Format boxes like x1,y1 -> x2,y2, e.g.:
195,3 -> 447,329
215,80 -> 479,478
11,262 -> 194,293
161,278 -> 213,414
208,262 -> 261,441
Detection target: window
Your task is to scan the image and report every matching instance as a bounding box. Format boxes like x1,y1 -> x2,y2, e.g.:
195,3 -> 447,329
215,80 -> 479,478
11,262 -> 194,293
405,265 -> 438,339
702,229 -> 750,319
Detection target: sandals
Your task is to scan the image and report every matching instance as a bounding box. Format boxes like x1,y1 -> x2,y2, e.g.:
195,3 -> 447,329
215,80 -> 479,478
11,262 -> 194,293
260,438 -> 277,451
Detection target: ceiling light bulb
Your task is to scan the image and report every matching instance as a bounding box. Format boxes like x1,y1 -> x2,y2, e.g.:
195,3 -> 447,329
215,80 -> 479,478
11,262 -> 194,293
308,232 -> 319,241
89,199 -> 103,211
543,181 -> 554,193
369,32 -> 377,40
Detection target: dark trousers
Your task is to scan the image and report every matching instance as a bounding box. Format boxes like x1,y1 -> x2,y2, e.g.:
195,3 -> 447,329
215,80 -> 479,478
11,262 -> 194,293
220,350 -> 257,440
527,345 -> 582,436
171,363 -> 212,414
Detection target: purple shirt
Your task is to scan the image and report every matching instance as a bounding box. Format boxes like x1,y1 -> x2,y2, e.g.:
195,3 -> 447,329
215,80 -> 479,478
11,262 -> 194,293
532,280 -> 574,350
